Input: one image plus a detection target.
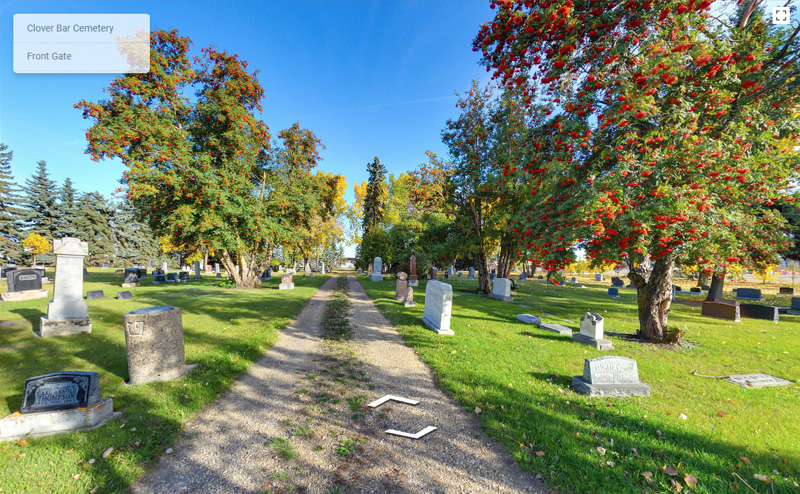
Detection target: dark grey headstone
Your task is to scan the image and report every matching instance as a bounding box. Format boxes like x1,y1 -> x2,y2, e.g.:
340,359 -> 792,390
690,287 -> 701,293
167,273 -> 179,281
178,272 -> 190,281
124,270 -> 139,284
154,274 -> 166,283
83,268 -> 89,275
21,371 -> 101,414
7,269 -> 43,292
518,273 -> 526,281
607,287 -> 620,297
611,277 -> 625,287
739,303 -> 779,322
701,284 -> 711,291
86,290 -> 105,300
673,285 -> 683,292
137,268 -> 147,278
117,291 -> 134,300
735,288 -> 763,301
701,301 -> 740,321
779,287 -> 794,295
490,273 -> 496,281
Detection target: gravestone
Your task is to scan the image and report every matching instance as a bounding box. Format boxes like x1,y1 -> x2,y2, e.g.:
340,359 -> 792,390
540,323 -> 572,336
260,268 -> 272,282
103,262 -> 109,269
489,278 -> 513,302
701,284 -> 710,291
421,280 -> 454,335
193,261 -> 202,280
166,272 -> 178,283
0,371 -> 117,441
444,270 -> 449,279
370,257 -> 384,282
403,286 -> 416,307
178,272 -> 190,283
595,273 -> 604,281
468,267 -> 476,279
83,267 -> 89,275
279,273 -> 294,290
735,288 -> 763,301
690,287 -> 701,293
779,287 -> 794,295
673,285 -> 683,292
117,291 -> 133,300
457,272 -> 462,278
739,303 -> 779,322
518,273 -> 526,281
395,272 -> 408,301
214,263 -> 220,277
122,270 -> 140,288
701,301 -> 740,321
86,290 -> 105,300
538,275 -> 543,279
1,269 -> 48,301
162,261 -> 168,272
153,274 -> 166,284
39,238 -> 92,337
124,306 -> 194,384
429,267 -> 438,280
722,373 -> 792,388
489,271 -> 496,281
572,356 -> 650,397
357,267 -> 363,274
611,277 -> 624,287
607,287 -> 620,297
516,314 -> 542,325
447,266 -> 455,278
572,312 -> 612,350
408,251 -> 419,286
205,264 -> 213,273
791,296 -> 800,311
571,277 -> 578,283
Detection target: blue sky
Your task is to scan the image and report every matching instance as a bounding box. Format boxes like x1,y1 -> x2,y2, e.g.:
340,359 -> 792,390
0,1 -> 494,255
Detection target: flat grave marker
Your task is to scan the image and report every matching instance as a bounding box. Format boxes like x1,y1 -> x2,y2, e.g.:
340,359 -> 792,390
721,373 -> 792,388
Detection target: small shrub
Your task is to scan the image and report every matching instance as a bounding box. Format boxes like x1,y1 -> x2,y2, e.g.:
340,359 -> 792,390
269,438 -> 296,459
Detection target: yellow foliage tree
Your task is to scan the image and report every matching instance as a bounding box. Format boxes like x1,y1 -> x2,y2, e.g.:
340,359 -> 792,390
22,233 -> 51,266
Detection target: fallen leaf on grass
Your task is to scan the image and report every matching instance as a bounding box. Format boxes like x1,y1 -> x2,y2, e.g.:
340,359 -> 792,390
754,474 -> 772,483
717,411 -> 727,418
474,407 -> 482,414
642,471 -> 654,484
102,447 -> 114,459
72,474 -> 80,480
740,456 -> 751,465
684,473 -> 698,488
16,439 -> 28,447
631,447 -> 639,457
450,350 -> 457,354
679,413 -> 688,420
596,446 -> 606,455
536,450 -> 545,456
670,479 -> 683,492
663,465 -> 679,476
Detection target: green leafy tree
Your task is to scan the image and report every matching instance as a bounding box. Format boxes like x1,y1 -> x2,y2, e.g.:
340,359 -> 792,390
476,0 -> 800,340
77,29 -> 324,287
0,143 -> 24,261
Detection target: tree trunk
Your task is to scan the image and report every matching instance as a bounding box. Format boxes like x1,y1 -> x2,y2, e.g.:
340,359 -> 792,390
705,273 -> 725,301
476,248 -> 490,293
497,237 -> 514,279
628,253 -> 675,342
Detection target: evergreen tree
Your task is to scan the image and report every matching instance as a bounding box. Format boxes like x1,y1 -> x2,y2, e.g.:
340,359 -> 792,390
0,143 -> 24,262
361,157 -> 386,234
53,177 -> 81,238
19,160 -> 58,239
74,191 -> 115,264
112,200 -> 161,265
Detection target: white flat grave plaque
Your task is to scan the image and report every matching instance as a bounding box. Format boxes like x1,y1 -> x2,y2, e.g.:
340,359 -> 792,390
721,373 -> 792,388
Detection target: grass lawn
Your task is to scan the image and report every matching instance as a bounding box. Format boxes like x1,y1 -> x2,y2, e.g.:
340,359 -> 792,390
360,273 -> 800,494
0,268 -> 330,494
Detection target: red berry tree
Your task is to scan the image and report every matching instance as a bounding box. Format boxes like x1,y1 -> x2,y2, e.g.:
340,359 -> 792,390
475,0 -> 800,340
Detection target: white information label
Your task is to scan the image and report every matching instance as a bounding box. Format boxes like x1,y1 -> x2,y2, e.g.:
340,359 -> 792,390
14,14 -> 150,73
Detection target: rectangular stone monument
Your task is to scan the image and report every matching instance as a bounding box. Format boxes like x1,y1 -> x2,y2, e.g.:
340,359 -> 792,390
178,272 -> 190,282
447,266 -> 455,277
86,290 -> 105,300
489,278 -> 513,302
162,261 -> 168,272
611,277 -> 624,287
572,356 -> 650,397
166,272 -> 178,283
607,287 -> 620,298
395,272 -> 408,301
572,312 -> 612,350
193,261 -> 203,280
595,273 -> 604,281
117,291 -> 134,300
1,269 -> 48,301
518,272 -> 526,281
421,280 -> 454,335
370,257 -> 384,281
735,288 -> 763,301
468,267 -> 476,279
779,286 -> 794,295
429,267 -> 438,280
279,273 -> 294,290
403,286 -> 416,307
124,306 -> 195,384
690,287 -> 701,293
154,274 -> 166,284
39,238 -> 92,337
739,303 -> 779,322
0,371 -> 117,441
701,301 -> 740,321
122,269 -> 140,288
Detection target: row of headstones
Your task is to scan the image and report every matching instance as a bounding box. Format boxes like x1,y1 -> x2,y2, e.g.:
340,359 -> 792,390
0,304 -> 194,442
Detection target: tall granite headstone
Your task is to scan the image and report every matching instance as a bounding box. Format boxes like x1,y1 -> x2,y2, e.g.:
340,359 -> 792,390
468,267 -> 476,279
39,238 -> 92,337
421,280 -> 454,335
370,257 -> 384,282
429,266 -> 438,280
408,251 -> 419,287
193,261 -> 202,280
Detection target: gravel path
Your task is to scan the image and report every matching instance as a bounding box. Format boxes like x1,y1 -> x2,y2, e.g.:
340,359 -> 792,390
131,274 -> 551,493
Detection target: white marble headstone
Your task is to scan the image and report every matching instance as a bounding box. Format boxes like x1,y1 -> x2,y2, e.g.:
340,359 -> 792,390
421,280 -> 453,335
